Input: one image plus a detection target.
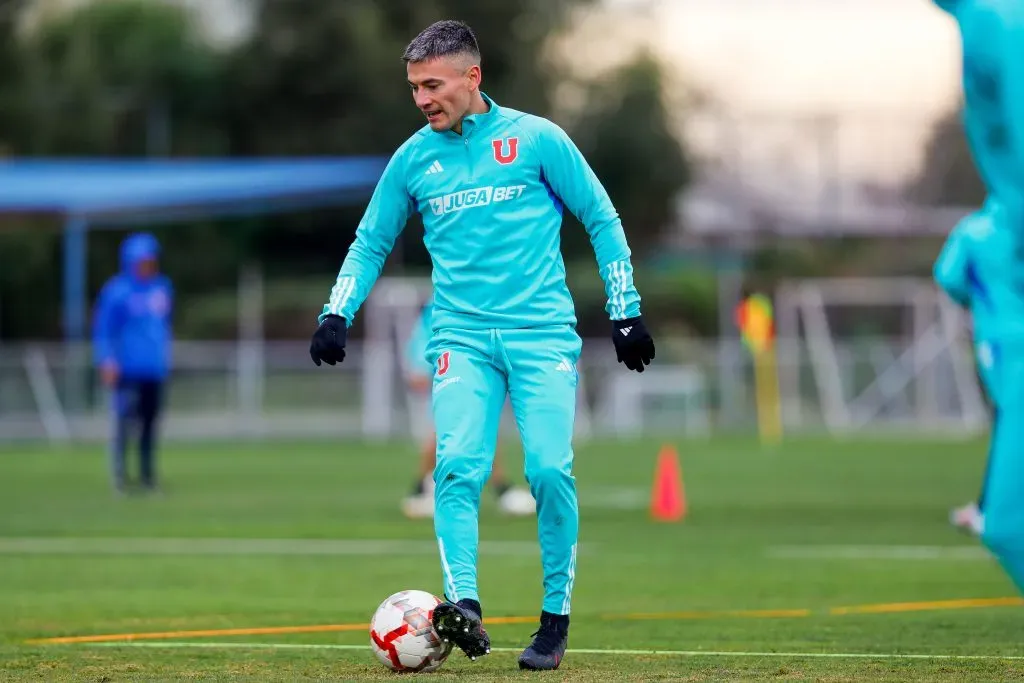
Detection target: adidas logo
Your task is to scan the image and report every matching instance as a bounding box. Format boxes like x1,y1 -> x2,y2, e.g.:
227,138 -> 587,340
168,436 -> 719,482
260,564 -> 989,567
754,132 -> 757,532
555,359 -> 574,373
425,160 -> 444,175
619,327 -> 633,336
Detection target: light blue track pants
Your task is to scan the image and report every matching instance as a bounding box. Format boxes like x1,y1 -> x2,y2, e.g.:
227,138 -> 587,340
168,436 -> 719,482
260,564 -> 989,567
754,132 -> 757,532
426,325 -> 582,615
979,342 -> 1024,593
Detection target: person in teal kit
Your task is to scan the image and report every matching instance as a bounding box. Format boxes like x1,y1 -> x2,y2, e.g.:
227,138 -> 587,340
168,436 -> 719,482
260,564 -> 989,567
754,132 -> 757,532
309,20 -> 654,670
401,296 -> 535,520
933,0 -> 1024,594
935,199 -> 1024,561
934,200 -> 1013,536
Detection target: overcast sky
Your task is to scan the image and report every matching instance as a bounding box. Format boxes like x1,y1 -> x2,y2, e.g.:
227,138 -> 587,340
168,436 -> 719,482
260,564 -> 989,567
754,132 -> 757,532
579,0 -> 960,114
565,0 -> 963,185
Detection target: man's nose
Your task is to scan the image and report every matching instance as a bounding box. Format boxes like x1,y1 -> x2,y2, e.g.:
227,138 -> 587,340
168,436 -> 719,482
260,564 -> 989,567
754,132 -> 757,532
414,91 -> 433,109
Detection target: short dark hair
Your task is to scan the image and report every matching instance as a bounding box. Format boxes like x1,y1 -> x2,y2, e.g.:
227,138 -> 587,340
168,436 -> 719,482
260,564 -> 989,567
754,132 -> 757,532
402,20 -> 480,65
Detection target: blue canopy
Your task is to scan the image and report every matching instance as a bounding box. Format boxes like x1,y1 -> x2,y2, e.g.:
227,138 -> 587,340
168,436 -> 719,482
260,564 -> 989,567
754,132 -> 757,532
0,157 -> 388,340
0,157 -> 387,220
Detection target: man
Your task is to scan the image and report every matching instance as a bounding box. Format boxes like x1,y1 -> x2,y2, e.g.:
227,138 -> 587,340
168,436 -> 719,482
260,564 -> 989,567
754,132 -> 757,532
309,20 -> 654,670
402,296 -> 536,520
933,0 -> 1024,592
934,200 -> 1017,537
92,232 -> 173,495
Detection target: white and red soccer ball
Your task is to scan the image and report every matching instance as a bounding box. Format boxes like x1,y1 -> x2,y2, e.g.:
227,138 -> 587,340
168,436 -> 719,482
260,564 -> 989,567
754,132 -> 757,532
369,589 -> 453,672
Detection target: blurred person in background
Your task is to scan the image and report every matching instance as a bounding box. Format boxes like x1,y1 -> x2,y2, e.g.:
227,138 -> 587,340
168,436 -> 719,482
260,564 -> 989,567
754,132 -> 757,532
92,233 -> 173,496
934,201 -> 1008,537
933,199 -> 1024,549
309,19 -> 654,670
401,295 -> 535,519
933,0 -> 1024,593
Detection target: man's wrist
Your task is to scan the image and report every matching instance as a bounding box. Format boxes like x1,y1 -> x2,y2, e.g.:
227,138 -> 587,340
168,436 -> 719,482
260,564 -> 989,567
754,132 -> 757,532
613,315 -> 642,328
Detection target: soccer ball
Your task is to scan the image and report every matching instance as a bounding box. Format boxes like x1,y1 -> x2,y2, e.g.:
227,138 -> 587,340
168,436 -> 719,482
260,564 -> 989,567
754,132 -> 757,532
369,589 -> 453,672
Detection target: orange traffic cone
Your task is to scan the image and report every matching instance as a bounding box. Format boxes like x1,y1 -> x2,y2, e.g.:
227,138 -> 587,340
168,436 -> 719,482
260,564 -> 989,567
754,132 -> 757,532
650,444 -> 686,522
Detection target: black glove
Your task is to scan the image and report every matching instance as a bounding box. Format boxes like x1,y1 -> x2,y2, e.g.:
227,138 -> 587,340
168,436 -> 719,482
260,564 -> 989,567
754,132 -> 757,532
310,314 -> 348,366
612,316 -> 655,372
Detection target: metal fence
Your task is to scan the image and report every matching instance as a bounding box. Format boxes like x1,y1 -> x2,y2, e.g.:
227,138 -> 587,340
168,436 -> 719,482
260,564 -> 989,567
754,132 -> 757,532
0,331 -> 986,445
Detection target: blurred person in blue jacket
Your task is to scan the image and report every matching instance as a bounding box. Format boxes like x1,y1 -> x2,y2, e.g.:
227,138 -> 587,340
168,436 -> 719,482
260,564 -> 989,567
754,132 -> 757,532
92,233 -> 173,494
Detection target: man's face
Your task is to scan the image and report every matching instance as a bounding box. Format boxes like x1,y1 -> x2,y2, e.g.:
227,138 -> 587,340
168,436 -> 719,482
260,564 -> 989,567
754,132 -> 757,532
407,56 -> 481,133
135,257 -> 159,280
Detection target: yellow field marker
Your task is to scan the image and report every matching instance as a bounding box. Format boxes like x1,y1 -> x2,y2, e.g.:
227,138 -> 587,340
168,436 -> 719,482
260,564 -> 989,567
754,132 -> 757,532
26,615 -> 537,645
829,596 -> 1024,616
26,597 -> 1023,645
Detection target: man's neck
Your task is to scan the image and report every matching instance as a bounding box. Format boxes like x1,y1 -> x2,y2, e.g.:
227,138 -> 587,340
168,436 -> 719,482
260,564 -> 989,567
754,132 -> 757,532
452,92 -> 489,135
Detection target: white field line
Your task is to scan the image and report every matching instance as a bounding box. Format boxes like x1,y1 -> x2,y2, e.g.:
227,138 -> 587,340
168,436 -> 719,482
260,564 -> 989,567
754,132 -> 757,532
0,537 -> 541,556
1,539 -> 990,561
579,487 -> 648,509
766,545 -> 992,561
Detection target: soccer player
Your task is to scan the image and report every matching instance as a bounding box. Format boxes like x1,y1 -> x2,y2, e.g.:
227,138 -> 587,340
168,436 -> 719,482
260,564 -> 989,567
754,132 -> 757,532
92,233 -> 173,495
309,20 -> 654,670
934,200 -> 1014,537
932,0 -> 1024,592
402,296 -> 535,519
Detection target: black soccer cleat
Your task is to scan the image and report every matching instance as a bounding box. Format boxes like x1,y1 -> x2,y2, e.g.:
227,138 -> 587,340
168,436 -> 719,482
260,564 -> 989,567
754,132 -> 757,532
518,611 -> 569,671
431,600 -> 490,661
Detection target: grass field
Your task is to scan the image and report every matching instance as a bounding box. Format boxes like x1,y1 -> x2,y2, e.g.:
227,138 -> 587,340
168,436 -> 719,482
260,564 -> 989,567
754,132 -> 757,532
1,434 -> 1022,681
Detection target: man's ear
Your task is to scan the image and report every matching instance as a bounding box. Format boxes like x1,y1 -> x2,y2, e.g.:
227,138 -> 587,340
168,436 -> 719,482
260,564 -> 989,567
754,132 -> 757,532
466,64 -> 482,90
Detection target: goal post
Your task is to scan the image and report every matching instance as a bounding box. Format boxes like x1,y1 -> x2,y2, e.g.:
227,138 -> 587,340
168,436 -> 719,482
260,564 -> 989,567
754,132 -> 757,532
360,277 -> 434,438
775,277 -> 988,435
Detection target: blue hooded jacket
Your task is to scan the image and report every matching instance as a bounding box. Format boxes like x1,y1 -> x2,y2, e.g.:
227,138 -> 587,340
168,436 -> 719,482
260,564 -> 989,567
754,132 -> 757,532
91,233 -> 174,380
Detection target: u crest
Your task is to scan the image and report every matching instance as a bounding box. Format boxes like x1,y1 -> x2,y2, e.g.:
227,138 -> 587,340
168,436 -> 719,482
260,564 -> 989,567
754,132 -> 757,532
492,137 -> 519,165
437,351 -> 451,376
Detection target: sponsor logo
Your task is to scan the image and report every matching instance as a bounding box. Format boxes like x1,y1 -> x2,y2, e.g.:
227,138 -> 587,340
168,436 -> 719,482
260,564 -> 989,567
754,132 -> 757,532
427,184 -> 526,216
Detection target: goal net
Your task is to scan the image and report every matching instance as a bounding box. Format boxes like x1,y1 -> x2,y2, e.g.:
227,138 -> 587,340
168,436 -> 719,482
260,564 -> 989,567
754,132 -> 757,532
774,277 -> 988,435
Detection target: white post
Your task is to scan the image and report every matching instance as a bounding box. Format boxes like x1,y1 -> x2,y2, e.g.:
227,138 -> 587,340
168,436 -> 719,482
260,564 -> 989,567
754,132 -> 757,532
937,294 -> 988,430
913,284 -> 938,424
23,347 -> 72,443
775,282 -> 803,430
238,263 -> 264,433
799,284 -> 850,431
362,288 -> 394,439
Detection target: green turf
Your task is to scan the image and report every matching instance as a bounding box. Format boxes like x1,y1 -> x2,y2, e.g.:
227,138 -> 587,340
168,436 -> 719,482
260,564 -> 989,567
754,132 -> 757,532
1,435 -> 1022,681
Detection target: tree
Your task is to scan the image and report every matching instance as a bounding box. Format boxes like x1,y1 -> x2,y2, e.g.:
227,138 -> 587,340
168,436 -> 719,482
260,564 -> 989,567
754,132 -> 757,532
226,0 -> 593,156
563,52 -> 691,256
905,106 -> 985,207
0,0 -> 30,154
19,0 -> 225,156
